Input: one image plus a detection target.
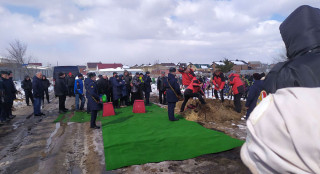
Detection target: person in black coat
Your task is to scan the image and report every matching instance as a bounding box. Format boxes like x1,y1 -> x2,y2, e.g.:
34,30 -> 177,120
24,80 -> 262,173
144,71 -> 152,106
66,72 -> 75,97
32,72 -> 45,116
245,73 -> 264,120
1,71 -> 15,121
0,71 -> 6,123
7,71 -> 17,117
41,75 -> 51,104
157,72 -> 167,105
264,5 -> 320,94
87,73 -> 101,129
111,75 -> 124,108
123,70 -> 132,105
131,72 -> 142,104
96,74 -> 109,99
164,67 -> 182,121
54,72 -> 68,113
84,74 -> 92,113
21,75 -> 34,106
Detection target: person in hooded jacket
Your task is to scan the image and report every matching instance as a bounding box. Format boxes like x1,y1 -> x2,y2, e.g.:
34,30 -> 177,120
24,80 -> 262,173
245,73 -> 264,119
180,77 -> 206,112
55,72 -> 68,113
228,73 -> 245,113
111,74 -> 124,108
164,67 -> 182,121
41,75 -> 51,104
212,70 -> 226,102
66,72 -> 75,97
21,75 -> 34,106
87,73 -> 101,129
144,71 -> 152,106
32,72 -> 45,116
74,74 -> 85,111
263,5 -> 320,94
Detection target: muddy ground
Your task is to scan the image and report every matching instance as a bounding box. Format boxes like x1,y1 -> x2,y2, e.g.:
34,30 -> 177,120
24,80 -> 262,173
0,93 -> 250,174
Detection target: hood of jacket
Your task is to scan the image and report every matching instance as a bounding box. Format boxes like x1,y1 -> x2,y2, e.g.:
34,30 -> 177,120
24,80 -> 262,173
280,5 -> 320,59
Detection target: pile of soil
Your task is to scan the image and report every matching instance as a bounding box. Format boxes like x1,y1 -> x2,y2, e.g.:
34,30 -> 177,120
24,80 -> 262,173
176,99 -> 247,123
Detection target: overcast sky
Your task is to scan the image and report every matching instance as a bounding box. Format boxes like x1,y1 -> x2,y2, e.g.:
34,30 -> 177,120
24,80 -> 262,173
0,0 -> 319,66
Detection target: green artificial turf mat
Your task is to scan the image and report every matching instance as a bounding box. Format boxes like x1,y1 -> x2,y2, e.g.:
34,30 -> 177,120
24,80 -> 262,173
101,104 -> 244,170
54,111 -> 103,123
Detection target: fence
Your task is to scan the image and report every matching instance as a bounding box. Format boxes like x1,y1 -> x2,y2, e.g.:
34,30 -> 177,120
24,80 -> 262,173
0,67 -> 53,81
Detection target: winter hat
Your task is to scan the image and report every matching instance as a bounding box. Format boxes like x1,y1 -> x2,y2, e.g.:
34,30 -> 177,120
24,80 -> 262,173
113,72 -> 118,75
135,72 -> 140,75
169,67 -> 176,73
88,72 -> 96,78
253,73 -> 261,80
146,71 -> 150,74
78,74 -> 83,78
68,72 -> 72,76
139,73 -> 143,76
58,72 -> 65,76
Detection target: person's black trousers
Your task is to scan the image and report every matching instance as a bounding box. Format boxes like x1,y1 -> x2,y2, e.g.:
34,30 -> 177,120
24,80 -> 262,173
234,93 -> 242,113
159,90 -> 166,104
168,102 -> 176,121
214,89 -> 224,102
131,92 -> 140,104
58,95 -> 66,111
68,86 -> 74,97
126,85 -> 131,105
43,89 -> 49,103
145,92 -> 150,105
1,102 -> 10,120
180,91 -> 206,112
90,110 -> 98,127
25,90 -> 34,105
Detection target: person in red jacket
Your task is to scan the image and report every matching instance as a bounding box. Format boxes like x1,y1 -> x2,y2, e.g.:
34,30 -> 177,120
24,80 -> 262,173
178,66 -> 195,88
212,70 -> 226,102
228,73 -> 245,113
180,77 -> 206,112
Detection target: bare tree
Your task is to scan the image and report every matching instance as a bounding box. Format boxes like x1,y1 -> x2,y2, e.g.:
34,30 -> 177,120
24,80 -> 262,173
6,40 -> 34,75
273,47 -> 288,63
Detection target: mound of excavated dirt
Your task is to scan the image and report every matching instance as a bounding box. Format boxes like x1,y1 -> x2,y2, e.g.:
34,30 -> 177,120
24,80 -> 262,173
176,99 -> 246,123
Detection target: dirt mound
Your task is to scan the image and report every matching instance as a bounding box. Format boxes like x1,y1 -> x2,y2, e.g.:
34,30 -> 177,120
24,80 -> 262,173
176,99 -> 246,123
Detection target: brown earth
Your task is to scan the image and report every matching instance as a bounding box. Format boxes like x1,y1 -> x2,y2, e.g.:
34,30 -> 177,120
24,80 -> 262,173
0,93 -> 250,174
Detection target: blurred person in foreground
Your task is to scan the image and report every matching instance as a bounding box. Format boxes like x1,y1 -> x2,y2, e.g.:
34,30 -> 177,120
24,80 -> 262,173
241,5 -> 320,174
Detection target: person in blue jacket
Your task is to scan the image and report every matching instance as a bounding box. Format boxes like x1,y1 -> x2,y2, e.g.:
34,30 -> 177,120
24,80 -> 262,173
144,71 -> 152,106
111,74 -> 124,108
87,73 -> 101,129
74,74 -> 85,111
245,73 -> 264,119
164,67 -> 182,121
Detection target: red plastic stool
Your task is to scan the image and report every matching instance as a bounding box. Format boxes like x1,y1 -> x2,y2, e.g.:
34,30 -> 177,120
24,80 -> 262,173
103,102 -> 115,117
133,100 -> 145,113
